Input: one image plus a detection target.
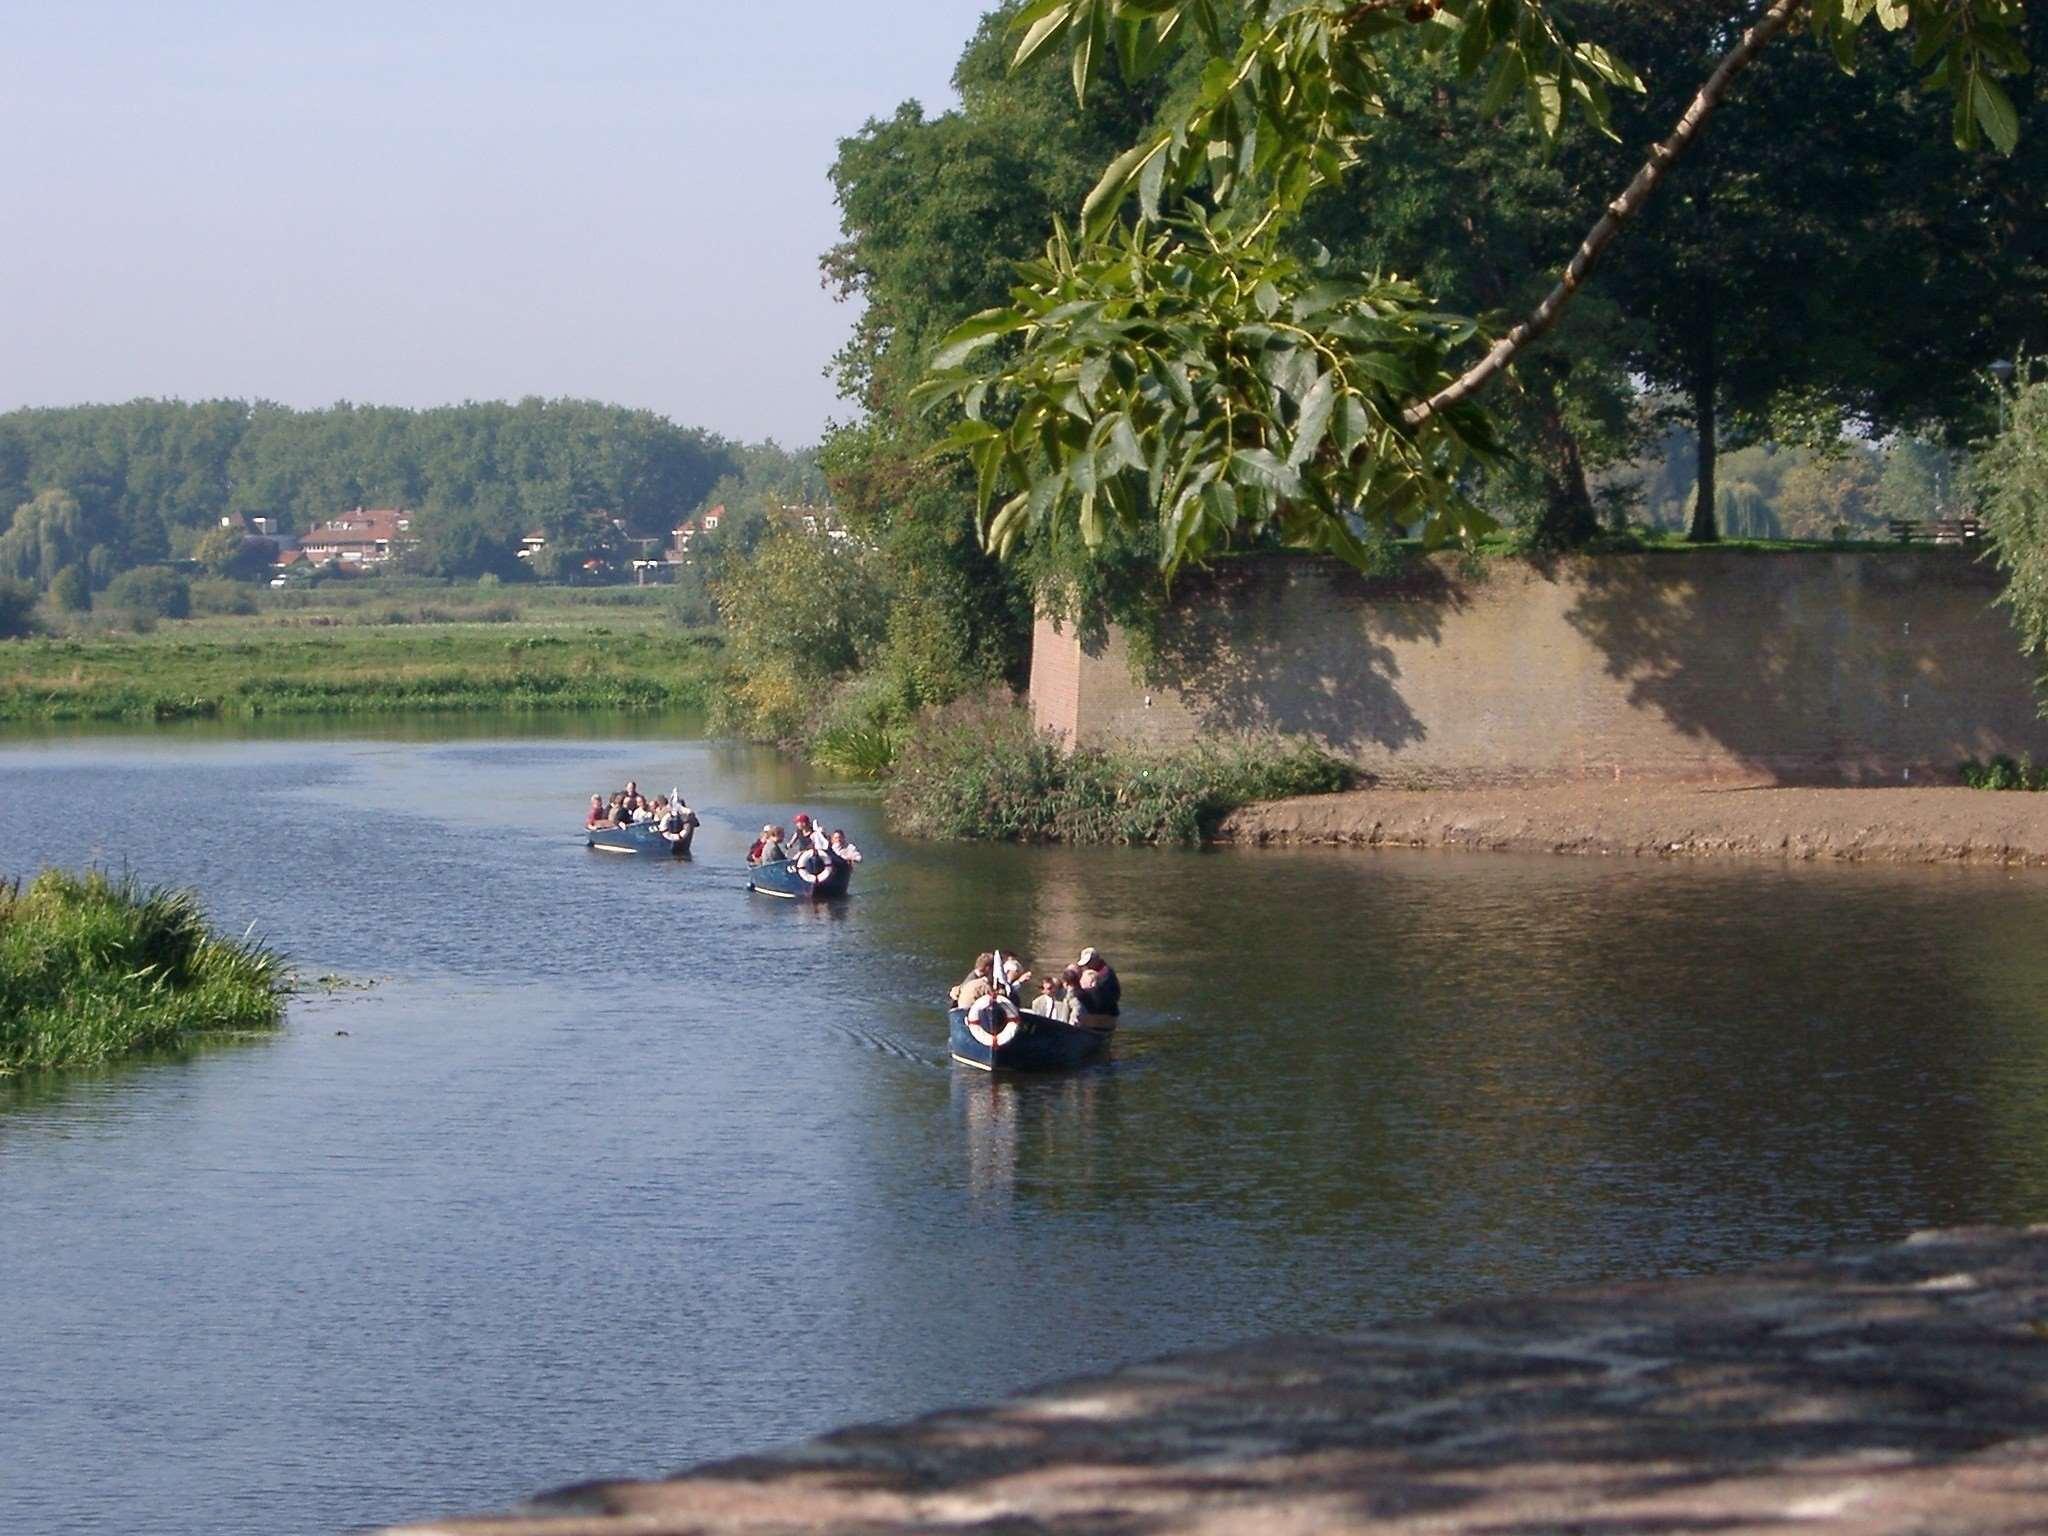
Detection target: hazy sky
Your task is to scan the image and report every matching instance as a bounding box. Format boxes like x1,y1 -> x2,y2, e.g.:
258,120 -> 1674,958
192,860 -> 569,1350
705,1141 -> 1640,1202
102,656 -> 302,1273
1,3 -> 993,444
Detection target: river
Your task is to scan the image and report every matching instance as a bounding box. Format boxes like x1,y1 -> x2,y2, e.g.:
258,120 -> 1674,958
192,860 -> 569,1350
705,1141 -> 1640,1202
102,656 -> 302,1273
4,725 -> 2048,1535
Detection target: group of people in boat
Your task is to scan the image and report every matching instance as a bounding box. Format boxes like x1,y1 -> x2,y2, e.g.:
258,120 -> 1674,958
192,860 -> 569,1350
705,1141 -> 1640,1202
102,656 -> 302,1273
748,811 -> 862,879
949,946 -> 1120,1028
585,779 -> 699,840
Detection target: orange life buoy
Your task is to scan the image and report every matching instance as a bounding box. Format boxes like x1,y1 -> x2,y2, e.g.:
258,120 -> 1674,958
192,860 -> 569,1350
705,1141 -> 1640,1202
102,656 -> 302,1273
965,995 -> 1021,1048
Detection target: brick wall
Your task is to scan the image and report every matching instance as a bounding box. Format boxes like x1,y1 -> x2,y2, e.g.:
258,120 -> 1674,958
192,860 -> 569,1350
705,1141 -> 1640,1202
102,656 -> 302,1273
1029,552 -> 2048,786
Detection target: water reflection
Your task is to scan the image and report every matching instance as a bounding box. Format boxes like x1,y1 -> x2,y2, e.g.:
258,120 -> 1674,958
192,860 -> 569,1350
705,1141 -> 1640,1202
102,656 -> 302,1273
952,1070 -> 1114,1208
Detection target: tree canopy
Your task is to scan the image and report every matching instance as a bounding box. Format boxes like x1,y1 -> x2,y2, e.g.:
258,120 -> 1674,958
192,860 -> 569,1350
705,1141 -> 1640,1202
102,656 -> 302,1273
920,0 -> 2035,571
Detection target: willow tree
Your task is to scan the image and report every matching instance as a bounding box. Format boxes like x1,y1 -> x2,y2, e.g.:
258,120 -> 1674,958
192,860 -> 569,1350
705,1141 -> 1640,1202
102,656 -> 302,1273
920,0 -> 2030,574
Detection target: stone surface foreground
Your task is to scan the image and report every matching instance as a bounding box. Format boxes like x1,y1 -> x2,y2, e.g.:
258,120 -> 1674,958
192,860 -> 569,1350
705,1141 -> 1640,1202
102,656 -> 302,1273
393,1228 -> 2048,1535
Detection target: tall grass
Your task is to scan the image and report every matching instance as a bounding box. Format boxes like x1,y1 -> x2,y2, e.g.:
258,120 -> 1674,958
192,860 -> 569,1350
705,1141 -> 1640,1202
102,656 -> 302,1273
886,700 -> 1354,845
0,870 -> 287,1073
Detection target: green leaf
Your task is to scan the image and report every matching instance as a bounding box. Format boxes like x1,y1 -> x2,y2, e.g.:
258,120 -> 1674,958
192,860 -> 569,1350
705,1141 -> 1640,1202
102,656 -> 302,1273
1288,372 -> 1336,469
1107,414 -> 1147,473
972,437 -> 1004,518
1078,487 -> 1104,546
1335,394 -> 1372,455
1138,135 -> 1170,221
1078,354 -> 1111,406
931,308 -> 1028,370
1082,138 -> 1163,239
1071,0 -> 1104,105
1971,73 -> 2020,155
1011,1 -> 1074,71
1572,41 -> 1643,92
1228,447 -> 1302,499
1525,71 -> 1564,142
1476,46 -> 1527,119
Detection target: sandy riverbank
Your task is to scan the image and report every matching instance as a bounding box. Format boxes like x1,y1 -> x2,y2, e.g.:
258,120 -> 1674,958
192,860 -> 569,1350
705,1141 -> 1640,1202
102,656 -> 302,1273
1217,783 -> 2048,866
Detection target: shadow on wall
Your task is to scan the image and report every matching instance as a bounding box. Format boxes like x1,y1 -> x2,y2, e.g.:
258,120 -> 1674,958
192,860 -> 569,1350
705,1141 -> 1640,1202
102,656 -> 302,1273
1562,552 -> 2037,784
1139,558 -> 1467,756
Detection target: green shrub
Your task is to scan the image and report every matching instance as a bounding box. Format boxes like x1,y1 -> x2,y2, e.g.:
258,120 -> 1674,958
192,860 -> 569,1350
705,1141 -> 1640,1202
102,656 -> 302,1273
50,565 -> 92,614
886,700 -> 1354,844
0,869 -> 286,1073
189,577 -> 258,616
804,671 -> 918,779
714,531 -> 887,740
1960,753 -> 2048,791
102,566 -> 192,622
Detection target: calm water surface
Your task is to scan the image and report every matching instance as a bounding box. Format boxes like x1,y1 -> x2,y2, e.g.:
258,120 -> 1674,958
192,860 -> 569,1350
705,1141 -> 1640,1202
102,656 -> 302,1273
5,728 -> 2048,1535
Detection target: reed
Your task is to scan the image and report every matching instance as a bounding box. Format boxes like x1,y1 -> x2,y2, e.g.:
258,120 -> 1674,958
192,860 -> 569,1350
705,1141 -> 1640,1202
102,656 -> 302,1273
0,870 -> 287,1073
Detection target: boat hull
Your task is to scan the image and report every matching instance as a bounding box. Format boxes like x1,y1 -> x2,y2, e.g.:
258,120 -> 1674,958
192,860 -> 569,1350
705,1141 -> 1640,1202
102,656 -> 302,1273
746,856 -> 853,900
947,1007 -> 1112,1072
586,820 -> 695,856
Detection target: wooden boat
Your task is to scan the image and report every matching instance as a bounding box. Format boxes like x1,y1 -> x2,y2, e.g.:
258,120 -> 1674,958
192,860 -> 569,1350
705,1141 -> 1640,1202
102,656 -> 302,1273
585,818 -> 695,857
948,1004 -> 1113,1072
746,854 -> 853,900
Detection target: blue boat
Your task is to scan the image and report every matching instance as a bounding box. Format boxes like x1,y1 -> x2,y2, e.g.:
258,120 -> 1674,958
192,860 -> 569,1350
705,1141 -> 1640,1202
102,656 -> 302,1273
586,819 -> 695,857
746,854 -> 853,900
947,1003 -> 1113,1072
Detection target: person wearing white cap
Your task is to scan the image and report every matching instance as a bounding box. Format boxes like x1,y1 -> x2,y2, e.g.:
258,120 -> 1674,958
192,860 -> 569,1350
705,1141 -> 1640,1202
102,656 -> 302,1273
1075,947 -> 1121,1017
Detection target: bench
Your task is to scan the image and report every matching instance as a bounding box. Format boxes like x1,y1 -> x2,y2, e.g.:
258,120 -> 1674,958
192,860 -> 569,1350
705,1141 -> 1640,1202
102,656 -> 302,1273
1888,516 -> 1982,545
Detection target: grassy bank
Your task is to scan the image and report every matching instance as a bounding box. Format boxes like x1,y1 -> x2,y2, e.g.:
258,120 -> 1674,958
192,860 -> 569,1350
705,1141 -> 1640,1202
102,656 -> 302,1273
884,700 -> 1354,845
0,587 -> 723,723
0,870 -> 287,1074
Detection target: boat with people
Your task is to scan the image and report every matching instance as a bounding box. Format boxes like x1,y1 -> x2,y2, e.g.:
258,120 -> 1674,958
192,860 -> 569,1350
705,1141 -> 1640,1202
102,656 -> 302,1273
945,947 -> 1120,1071
584,780 -> 699,856
745,812 -> 860,900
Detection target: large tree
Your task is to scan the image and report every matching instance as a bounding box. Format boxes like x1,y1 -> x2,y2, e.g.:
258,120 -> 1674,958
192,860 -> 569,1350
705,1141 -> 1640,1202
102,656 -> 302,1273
818,8 -> 1181,696
921,0 -> 2033,573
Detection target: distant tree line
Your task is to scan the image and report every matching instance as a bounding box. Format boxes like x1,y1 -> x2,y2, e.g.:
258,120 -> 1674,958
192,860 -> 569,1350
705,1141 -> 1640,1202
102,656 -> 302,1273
1601,423 -> 1962,541
0,398 -> 745,591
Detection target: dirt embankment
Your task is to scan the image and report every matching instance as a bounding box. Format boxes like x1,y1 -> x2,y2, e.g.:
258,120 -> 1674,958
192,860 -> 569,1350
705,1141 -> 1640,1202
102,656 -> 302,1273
1217,783 -> 2048,866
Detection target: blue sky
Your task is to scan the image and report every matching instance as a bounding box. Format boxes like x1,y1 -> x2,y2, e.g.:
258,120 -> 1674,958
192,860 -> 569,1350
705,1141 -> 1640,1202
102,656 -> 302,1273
0,3 -> 994,443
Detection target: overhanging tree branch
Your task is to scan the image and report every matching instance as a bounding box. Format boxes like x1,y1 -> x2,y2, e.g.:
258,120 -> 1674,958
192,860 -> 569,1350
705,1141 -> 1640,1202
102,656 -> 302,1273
1402,0 -> 1804,429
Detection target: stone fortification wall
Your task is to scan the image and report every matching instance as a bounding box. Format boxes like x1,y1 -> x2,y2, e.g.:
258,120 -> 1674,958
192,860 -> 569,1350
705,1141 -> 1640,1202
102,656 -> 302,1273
1030,551 -> 2048,787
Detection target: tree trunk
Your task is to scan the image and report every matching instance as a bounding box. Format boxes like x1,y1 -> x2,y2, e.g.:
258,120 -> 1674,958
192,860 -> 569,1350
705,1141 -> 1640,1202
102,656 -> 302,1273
1529,396 -> 1601,549
1687,330 -> 1720,544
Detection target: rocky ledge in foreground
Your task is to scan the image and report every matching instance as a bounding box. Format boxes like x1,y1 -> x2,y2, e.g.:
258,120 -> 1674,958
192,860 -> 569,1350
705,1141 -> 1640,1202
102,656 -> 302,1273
394,1227 -> 2048,1535
1218,784 -> 2048,866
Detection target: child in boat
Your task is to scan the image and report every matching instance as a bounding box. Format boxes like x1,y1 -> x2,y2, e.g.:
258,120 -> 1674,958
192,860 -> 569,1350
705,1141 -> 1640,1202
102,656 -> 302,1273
585,795 -> 609,829
1030,975 -> 1078,1023
828,829 -> 861,863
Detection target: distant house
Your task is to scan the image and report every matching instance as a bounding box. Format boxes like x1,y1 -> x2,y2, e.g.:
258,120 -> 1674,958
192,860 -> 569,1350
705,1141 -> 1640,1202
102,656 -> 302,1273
700,505 -> 723,533
219,512 -> 280,537
299,507 -> 414,567
516,531 -> 548,564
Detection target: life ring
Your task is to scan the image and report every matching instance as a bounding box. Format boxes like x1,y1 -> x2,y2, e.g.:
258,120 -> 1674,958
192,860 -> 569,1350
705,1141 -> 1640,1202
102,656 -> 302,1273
965,995 -> 1020,1048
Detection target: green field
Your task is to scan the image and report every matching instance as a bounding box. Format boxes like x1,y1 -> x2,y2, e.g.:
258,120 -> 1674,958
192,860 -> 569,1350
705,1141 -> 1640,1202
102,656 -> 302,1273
0,585 -> 725,724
